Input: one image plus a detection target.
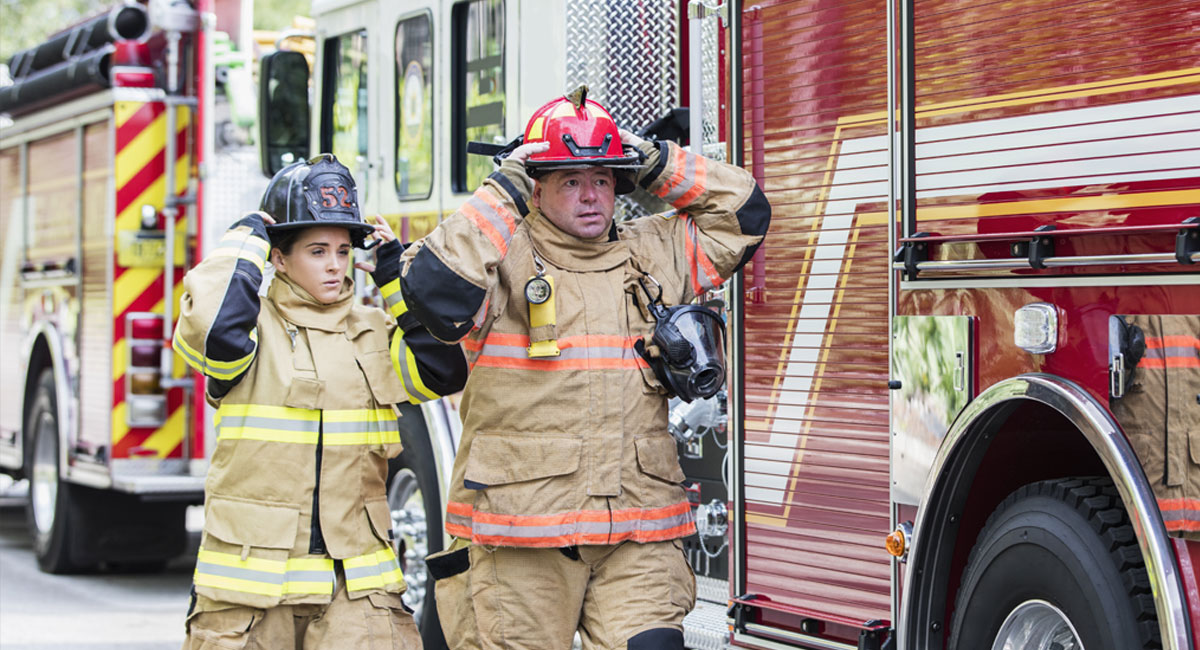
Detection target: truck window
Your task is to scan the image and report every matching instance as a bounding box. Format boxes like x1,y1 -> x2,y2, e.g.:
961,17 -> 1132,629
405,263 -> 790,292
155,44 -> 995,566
395,13 -> 433,199
451,0 -> 505,193
320,30 -> 369,190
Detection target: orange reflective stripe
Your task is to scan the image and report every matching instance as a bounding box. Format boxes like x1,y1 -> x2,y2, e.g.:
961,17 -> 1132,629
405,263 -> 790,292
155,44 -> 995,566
1140,335 -> 1200,368
462,188 -> 518,256
1158,498 -> 1200,532
654,146 -> 690,201
1144,336 -> 1200,349
464,333 -> 650,371
682,215 -> 723,294
444,501 -> 695,547
675,156 -> 707,207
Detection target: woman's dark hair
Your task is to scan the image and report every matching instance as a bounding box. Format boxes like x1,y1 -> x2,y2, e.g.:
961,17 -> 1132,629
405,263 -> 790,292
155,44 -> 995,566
270,229 -> 303,256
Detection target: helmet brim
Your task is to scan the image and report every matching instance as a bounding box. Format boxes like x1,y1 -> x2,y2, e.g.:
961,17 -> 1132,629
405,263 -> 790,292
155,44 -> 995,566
526,155 -> 643,195
266,220 -> 377,248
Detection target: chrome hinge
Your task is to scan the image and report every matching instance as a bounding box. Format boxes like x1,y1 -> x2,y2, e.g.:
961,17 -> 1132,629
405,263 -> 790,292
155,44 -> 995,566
687,0 -> 727,23
1110,352 -> 1125,399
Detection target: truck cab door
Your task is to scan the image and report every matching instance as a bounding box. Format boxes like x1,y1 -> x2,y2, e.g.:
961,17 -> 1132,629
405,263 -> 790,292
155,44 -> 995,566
315,2 -> 379,215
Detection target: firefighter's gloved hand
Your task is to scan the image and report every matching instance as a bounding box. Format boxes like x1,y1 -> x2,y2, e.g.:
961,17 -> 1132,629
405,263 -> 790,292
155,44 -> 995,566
618,128 -> 647,149
230,211 -> 273,239
364,238 -> 407,287
507,141 -> 551,166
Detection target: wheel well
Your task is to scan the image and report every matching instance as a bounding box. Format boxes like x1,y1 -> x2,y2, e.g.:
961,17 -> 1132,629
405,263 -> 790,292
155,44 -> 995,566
20,336 -> 53,479
905,397 -> 1110,649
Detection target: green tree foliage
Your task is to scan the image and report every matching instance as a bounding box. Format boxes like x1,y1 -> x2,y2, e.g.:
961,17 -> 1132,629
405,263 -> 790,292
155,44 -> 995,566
253,0 -> 310,31
0,0 -> 311,64
0,0 -> 107,63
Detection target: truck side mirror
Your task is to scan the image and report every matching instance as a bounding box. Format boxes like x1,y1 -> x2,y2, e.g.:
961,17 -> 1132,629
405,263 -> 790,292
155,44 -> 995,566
259,50 -> 311,177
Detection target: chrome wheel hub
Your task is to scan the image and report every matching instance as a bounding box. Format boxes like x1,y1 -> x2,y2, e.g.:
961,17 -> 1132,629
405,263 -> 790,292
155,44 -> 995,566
30,412 -> 58,539
993,600 -> 1084,650
388,468 -> 430,623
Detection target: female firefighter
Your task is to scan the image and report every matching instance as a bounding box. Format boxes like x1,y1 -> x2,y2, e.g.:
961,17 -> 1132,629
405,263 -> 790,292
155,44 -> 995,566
173,154 -> 466,649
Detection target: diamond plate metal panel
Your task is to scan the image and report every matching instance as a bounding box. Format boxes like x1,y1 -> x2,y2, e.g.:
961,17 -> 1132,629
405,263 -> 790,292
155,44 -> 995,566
565,0 -> 679,134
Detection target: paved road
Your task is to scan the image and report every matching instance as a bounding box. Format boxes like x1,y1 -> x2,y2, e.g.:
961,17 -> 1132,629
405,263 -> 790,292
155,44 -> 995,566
0,480 -> 201,650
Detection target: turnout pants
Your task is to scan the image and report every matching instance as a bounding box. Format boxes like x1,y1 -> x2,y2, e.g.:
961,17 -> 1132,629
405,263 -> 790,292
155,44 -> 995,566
430,539 -> 696,650
182,576 -> 421,650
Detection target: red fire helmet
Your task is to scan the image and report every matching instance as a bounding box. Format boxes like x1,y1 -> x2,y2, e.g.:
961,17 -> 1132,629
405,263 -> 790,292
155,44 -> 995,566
522,86 -> 643,194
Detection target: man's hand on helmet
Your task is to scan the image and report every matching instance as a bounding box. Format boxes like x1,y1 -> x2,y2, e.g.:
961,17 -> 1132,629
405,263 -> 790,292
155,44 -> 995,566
617,128 -> 647,150
507,141 -> 551,166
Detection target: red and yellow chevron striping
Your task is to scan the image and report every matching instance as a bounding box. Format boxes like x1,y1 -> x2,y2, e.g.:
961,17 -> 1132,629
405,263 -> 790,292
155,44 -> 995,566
111,100 -> 191,459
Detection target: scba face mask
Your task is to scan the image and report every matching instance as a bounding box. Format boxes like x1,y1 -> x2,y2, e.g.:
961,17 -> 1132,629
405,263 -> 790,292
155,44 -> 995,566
634,278 -> 727,403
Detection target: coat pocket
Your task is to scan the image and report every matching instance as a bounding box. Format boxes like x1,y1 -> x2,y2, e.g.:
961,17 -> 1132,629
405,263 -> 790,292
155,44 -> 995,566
635,435 -> 686,484
195,497 -> 300,608
463,433 -> 582,487
365,495 -> 397,549
358,348 -> 409,408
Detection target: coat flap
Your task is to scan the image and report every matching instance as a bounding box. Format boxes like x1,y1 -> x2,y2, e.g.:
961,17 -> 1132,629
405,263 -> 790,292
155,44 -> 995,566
205,496 -> 299,549
365,495 -> 395,545
464,434 -> 582,486
635,435 -> 686,484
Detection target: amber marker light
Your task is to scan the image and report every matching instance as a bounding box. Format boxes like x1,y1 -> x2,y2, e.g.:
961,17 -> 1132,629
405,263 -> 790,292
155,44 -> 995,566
886,521 -> 913,560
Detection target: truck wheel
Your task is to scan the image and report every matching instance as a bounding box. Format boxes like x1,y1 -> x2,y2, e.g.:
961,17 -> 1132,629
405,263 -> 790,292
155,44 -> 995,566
388,405 -> 449,650
948,477 -> 1159,650
25,369 -> 85,574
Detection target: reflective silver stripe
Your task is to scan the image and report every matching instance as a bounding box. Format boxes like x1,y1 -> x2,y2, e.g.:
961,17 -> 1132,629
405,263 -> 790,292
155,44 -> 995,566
446,510 -> 473,530
196,561 -> 283,587
218,414 -> 321,433
465,509 -> 695,540
393,337 -> 426,400
285,569 -> 335,583
344,557 -> 401,582
476,343 -> 637,361
610,510 -> 695,534
1143,347 -> 1200,359
659,150 -> 700,205
467,192 -> 517,245
384,287 -> 405,310
323,419 -> 399,434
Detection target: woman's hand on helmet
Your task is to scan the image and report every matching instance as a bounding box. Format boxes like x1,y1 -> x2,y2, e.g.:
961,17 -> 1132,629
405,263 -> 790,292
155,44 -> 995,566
253,210 -> 276,225
354,215 -> 397,273
507,141 -> 551,166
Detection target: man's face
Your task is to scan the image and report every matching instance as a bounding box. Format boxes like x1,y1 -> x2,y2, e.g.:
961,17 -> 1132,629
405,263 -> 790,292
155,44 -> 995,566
531,167 -> 617,240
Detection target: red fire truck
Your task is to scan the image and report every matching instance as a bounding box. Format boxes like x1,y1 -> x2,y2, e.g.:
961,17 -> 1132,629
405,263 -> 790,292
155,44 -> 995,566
730,1 -> 1200,649
257,1 -> 1199,649
0,0 -> 266,572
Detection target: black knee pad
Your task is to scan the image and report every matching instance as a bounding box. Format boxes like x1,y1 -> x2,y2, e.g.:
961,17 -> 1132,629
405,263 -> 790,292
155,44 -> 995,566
627,627 -> 684,650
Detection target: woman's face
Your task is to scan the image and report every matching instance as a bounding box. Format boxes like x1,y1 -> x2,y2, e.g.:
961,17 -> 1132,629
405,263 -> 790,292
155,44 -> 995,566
271,226 -> 352,304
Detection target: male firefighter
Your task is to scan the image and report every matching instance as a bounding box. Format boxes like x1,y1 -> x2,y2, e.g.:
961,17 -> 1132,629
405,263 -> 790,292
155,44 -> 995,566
407,88 -> 771,650
175,154 -> 467,649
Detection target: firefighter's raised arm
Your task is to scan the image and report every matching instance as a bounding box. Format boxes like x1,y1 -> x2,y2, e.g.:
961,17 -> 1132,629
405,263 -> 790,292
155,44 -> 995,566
361,217 -> 470,400
173,212 -> 272,399
396,141 -> 548,344
618,128 -> 771,301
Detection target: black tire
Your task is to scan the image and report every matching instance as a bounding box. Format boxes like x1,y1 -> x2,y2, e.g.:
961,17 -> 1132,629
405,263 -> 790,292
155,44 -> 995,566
24,369 -> 187,574
388,403 -> 449,650
949,477 -> 1160,650
24,369 -> 85,573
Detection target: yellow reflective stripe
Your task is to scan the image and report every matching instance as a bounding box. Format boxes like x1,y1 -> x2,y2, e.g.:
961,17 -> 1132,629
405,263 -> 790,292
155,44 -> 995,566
194,573 -> 283,597
197,549 -> 286,573
215,406 -> 399,445
218,404 -> 321,421
194,550 -> 336,596
380,278 -> 409,319
172,327 -> 256,380
321,408 -> 396,423
390,334 -> 439,403
344,548 -> 404,592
